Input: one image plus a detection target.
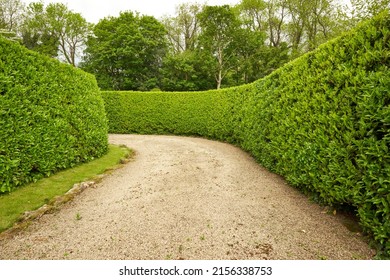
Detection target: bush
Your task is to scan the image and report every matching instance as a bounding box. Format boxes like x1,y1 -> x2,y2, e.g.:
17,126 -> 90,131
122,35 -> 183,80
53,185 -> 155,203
0,37 -> 108,194
102,12 -> 390,257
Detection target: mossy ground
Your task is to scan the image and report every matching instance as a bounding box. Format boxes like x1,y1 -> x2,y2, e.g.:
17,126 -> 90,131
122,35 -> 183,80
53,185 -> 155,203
0,144 -> 132,233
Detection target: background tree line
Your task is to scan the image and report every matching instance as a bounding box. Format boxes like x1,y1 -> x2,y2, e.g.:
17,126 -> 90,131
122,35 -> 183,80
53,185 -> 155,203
1,0 -> 389,91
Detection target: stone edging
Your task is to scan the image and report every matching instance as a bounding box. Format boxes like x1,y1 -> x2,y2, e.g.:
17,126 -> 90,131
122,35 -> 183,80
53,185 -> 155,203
0,181 -> 97,241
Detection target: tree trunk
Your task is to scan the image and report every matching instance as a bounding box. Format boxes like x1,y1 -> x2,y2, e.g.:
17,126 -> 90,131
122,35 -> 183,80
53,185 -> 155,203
216,47 -> 223,89
217,69 -> 222,89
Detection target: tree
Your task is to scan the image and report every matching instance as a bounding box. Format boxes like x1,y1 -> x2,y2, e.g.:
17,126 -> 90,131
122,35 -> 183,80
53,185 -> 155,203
160,50 -> 215,91
21,2 -> 91,65
285,0 -> 306,55
237,0 -> 268,32
82,11 -> 167,91
238,0 -> 349,58
160,2 -> 215,91
266,0 -> 289,48
21,2 -> 59,57
0,0 -> 24,32
162,3 -> 202,54
46,3 -> 92,66
232,29 -> 267,83
305,0 -> 343,51
197,5 -> 242,89
350,0 -> 390,21
236,0 -> 286,83
285,0 -> 338,54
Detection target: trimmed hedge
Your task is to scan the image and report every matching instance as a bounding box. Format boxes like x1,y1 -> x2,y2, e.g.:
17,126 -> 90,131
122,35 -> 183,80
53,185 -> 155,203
0,37 -> 108,193
102,89 -> 234,139
240,13 -> 390,257
102,12 -> 390,257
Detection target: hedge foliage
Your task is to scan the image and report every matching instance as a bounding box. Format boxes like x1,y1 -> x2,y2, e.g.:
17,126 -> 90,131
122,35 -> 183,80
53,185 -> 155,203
0,37 -> 108,194
102,12 -> 390,257
103,90 -> 233,139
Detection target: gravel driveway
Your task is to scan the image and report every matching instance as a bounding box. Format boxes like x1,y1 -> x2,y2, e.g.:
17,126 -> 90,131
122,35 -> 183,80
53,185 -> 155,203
0,134 -> 375,259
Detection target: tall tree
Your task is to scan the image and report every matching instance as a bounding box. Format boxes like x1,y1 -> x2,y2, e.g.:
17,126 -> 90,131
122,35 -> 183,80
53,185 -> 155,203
0,0 -> 24,32
46,3 -> 92,66
21,2 -> 91,65
197,5 -> 242,89
162,3 -> 202,53
237,0 -> 290,83
350,0 -> 390,20
237,0 -> 268,32
238,0 -> 349,57
160,2 -> 213,91
21,2 -> 59,57
286,0 -> 340,54
266,0 -> 289,48
285,0 -> 306,55
305,0 -> 341,51
82,11 -> 167,91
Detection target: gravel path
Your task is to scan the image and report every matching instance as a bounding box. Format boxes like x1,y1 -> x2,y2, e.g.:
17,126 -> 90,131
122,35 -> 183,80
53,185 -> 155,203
0,134 -> 375,260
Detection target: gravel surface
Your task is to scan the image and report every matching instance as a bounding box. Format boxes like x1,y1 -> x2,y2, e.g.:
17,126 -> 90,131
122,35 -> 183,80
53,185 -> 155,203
0,134 -> 375,260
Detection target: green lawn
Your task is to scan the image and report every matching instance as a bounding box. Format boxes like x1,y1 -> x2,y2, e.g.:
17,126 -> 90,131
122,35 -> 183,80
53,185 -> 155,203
0,144 -> 132,233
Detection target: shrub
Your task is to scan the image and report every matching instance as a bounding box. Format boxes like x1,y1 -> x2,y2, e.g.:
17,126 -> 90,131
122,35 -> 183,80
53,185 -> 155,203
0,37 -> 108,194
102,12 -> 390,257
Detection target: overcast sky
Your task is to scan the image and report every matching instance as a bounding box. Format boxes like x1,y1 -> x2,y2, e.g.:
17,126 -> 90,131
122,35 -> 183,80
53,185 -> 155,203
21,0 -> 243,23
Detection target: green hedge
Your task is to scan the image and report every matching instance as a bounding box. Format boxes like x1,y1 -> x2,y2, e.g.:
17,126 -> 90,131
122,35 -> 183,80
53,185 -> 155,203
0,37 -> 108,193
102,89 -> 236,140
241,13 -> 390,257
102,12 -> 390,257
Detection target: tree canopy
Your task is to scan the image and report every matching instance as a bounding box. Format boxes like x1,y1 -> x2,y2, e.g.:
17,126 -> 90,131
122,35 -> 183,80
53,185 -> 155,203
21,2 -> 91,65
2,0 -> 389,90
81,11 -> 167,91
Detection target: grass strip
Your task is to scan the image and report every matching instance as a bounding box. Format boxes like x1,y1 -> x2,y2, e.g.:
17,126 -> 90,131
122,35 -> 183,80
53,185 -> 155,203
0,144 -> 132,233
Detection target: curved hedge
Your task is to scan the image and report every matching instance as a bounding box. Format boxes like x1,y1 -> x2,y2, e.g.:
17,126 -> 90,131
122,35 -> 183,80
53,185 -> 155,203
0,37 -> 108,194
102,12 -> 390,257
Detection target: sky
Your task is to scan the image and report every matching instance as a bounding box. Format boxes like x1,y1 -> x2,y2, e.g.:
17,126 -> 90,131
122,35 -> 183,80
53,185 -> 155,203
21,0 -> 242,23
